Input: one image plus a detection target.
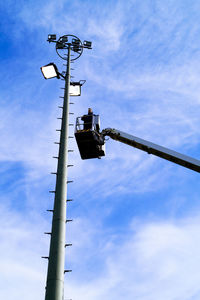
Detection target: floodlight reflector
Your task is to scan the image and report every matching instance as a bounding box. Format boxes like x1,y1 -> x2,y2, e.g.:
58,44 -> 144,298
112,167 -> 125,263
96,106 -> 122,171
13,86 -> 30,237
40,63 -> 60,79
70,83 -> 81,96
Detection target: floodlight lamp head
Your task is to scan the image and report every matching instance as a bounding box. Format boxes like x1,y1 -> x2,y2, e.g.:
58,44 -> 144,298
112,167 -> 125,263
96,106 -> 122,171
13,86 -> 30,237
56,41 -> 65,49
72,38 -> 80,46
83,40 -> 92,49
70,81 -> 82,96
60,36 -> 68,43
47,34 -> 57,42
40,63 -> 60,79
72,46 -> 81,53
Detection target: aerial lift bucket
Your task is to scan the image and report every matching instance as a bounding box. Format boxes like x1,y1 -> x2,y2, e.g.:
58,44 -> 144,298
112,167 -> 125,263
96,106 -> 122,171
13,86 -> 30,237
75,114 -> 105,159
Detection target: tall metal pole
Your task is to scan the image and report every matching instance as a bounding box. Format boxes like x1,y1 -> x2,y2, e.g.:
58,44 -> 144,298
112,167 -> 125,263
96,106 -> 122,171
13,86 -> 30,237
45,46 -> 71,300
41,34 -> 92,300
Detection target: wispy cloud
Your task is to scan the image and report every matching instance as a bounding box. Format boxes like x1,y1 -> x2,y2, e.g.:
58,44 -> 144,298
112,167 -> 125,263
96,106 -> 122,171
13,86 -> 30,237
0,204 -> 47,300
2,203 -> 200,300
65,214 -> 200,300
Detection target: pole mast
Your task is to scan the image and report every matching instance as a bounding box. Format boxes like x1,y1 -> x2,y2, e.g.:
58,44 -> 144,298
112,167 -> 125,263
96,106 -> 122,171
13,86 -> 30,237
45,46 -> 71,300
41,34 -> 92,300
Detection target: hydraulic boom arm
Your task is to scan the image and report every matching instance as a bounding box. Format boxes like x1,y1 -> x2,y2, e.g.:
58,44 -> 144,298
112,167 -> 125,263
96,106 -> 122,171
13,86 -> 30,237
101,128 -> 200,173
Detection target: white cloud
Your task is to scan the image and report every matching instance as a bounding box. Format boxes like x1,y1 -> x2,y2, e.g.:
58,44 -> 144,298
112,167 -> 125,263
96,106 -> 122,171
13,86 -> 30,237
0,204 -> 47,300
65,215 -> 200,300
1,180 -> 200,300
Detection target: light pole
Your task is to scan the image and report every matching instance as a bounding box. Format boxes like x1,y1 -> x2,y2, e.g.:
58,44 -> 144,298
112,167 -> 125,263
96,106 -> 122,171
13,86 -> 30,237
41,34 -> 92,300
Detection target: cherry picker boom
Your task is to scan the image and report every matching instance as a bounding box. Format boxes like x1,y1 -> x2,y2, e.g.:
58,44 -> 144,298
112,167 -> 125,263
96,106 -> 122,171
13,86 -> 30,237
75,114 -> 200,173
101,128 -> 200,173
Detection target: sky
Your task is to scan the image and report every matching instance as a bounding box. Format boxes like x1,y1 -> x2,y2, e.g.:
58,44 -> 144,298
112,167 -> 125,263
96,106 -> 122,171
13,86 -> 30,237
1,0 -> 200,299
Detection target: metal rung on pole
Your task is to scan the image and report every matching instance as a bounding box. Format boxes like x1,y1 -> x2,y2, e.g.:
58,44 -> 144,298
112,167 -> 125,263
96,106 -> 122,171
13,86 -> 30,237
64,270 -> 72,273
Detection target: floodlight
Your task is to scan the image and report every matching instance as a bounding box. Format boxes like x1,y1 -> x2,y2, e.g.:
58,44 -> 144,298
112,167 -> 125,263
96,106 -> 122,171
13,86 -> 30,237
72,38 -> 80,46
40,63 -> 60,79
72,46 -> 81,53
83,40 -> 92,48
61,36 -> 68,43
48,34 -> 56,42
56,42 -> 65,49
70,82 -> 82,96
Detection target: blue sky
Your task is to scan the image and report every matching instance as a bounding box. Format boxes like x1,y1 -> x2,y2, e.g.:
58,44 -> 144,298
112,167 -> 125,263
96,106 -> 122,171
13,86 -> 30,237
1,0 -> 200,299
